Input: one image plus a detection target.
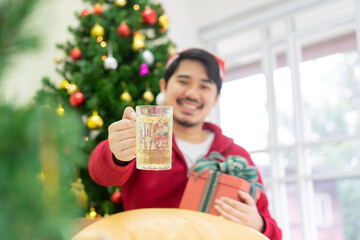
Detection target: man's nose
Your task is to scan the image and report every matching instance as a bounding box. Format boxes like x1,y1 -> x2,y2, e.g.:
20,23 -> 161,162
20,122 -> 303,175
184,86 -> 200,99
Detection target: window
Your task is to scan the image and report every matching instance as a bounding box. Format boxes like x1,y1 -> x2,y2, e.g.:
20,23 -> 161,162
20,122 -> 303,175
202,0 -> 360,239
315,193 -> 333,227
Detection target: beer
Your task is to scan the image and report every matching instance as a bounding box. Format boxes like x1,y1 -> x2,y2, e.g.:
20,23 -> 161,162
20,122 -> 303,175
136,106 -> 173,170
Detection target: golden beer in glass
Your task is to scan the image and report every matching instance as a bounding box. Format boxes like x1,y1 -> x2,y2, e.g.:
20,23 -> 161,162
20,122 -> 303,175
136,105 -> 173,170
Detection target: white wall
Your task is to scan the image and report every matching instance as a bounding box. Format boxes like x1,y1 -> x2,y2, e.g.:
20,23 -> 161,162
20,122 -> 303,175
2,0 -> 86,106
160,0 -> 203,50
2,0 -> 262,106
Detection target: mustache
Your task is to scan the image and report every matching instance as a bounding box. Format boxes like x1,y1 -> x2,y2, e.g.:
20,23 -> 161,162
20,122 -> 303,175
176,97 -> 203,108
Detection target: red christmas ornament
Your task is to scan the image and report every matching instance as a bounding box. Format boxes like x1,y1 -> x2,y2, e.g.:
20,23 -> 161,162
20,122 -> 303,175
117,23 -> 131,37
93,3 -> 103,15
80,9 -> 91,18
69,90 -> 85,107
141,8 -> 157,25
70,47 -> 82,60
111,189 -> 122,205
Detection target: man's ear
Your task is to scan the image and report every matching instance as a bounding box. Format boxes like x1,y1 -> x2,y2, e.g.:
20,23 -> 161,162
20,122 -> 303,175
159,78 -> 166,92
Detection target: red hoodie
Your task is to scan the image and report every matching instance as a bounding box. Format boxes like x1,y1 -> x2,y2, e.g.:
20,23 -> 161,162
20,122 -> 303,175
88,122 -> 282,240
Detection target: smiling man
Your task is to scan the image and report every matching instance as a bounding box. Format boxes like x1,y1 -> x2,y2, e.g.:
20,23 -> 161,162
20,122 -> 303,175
88,48 -> 282,240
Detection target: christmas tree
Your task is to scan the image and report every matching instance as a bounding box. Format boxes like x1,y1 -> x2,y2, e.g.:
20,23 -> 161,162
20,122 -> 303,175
1,0 -> 86,239
36,0 -> 175,216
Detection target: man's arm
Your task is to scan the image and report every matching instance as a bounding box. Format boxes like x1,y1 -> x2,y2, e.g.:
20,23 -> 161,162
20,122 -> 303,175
88,139 -> 136,186
88,106 -> 138,186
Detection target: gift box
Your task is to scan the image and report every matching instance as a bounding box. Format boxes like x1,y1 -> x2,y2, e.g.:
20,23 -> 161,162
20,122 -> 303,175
179,151 -> 262,216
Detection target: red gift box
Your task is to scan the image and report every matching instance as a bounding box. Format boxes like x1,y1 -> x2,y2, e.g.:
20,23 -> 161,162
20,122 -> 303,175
179,170 -> 261,216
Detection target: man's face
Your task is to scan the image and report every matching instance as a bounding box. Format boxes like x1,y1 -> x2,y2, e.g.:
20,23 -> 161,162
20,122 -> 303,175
160,59 -> 220,128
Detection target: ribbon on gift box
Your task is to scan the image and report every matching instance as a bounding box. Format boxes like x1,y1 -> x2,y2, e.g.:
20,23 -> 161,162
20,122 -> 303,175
189,151 -> 263,201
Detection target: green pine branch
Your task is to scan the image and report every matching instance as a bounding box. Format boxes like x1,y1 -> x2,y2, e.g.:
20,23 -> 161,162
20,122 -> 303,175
0,0 -> 42,80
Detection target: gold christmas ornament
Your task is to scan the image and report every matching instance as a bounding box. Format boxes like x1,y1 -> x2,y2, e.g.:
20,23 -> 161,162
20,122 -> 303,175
158,15 -> 169,30
70,178 -> 88,208
143,90 -> 154,102
67,83 -> 78,95
58,79 -> 69,89
56,104 -> 65,116
115,0 -> 126,7
132,39 -> 145,51
132,32 -> 145,51
87,110 -> 104,129
91,23 -> 105,37
120,90 -> 132,102
135,32 -> 145,40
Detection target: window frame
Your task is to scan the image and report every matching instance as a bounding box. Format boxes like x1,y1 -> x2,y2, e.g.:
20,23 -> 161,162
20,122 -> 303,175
202,1 -> 360,239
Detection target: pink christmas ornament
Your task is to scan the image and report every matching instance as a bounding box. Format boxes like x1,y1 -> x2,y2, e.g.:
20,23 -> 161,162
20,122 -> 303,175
139,63 -> 149,76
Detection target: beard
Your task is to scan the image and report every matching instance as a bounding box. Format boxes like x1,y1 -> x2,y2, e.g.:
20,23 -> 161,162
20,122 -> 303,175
174,115 -> 200,128
173,97 -> 204,127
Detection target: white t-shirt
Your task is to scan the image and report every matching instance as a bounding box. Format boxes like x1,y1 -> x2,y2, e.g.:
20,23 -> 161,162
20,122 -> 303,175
175,131 -> 215,169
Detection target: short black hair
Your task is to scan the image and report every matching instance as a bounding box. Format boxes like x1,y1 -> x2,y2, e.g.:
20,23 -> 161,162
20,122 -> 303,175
163,48 -> 222,94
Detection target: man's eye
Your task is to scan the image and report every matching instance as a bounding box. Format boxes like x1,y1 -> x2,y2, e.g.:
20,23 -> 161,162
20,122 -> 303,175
200,85 -> 210,90
178,80 -> 188,84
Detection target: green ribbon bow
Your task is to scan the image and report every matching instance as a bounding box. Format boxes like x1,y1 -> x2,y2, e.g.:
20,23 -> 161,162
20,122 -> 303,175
189,151 -> 263,200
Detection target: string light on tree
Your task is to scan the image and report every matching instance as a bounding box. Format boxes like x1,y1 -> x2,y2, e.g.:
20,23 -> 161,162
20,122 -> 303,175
133,4 -> 140,11
97,36 -> 103,43
86,206 -> 101,219
100,41 -> 107,48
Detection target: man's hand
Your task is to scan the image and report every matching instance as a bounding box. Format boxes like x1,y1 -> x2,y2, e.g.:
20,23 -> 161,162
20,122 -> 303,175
108,106 -> 136,162
214,190 -> 265,232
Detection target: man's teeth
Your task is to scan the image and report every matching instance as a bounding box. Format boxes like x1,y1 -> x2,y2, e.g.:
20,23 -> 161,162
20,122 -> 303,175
182,103 -> 197,109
